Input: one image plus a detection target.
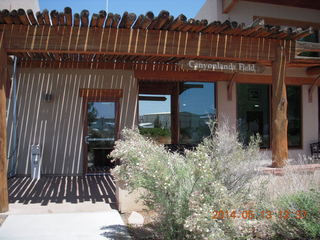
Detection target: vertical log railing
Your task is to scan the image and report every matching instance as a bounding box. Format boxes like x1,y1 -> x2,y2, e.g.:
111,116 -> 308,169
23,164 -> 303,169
0,47 -> 8,212
271,45 -> 288,168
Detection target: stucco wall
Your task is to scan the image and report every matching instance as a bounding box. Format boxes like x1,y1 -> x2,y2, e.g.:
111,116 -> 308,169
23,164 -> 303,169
196,0 -> 320,25
6,68 -> 138,175
0,0 -> 39,12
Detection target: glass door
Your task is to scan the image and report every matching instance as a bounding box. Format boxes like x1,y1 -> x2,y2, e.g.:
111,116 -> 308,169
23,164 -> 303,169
85,101 -> 117,173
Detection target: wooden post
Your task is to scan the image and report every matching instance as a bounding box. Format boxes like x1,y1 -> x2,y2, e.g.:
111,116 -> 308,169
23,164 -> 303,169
271,45 -> 288,168
0,47 -> 8,212
171,83 -> 180,144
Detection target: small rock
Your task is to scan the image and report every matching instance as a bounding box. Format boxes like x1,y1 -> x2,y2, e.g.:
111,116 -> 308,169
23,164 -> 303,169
128,211 -> 144,226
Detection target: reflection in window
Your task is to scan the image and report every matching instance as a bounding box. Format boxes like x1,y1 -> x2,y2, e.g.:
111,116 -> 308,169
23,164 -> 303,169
237,84 -> 270,148
88,102 -> 116,147
179,82 -> 215,144
138,95 -> 171,144
87,102 -> 116,168
298,31 -> 319,58
287,86 -> 302,148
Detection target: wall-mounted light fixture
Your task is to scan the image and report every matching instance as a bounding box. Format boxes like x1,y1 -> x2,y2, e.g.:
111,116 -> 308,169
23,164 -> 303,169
44,93 -> 53,102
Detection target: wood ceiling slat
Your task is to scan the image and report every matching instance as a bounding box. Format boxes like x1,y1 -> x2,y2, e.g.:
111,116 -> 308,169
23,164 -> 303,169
0,7 -> 316,42
80,10 -> 89,27
36,11 -> 45,25
64,7 -> 72,26
42,9 -> 50,25
202,21 -> 220,33
17,9 -> 30,25
193,19 -> 208,32
73,13 -> 80,27
161,16 -> 174,30
118,12 -> 128,28
58,12 -> 65,26
132,14 -> 144,29
153,10 -> 169,30
0,11 -> 5,24
111,14 -> 120,28
97,10 -> 106,28
90,13 -> 98,27
212,20 -> 231,34
27,9 -> 38,25
140,11 -> 153,29
104,13 -> 113,28
178,19 -> 194,32
2,10 -> 13,24
187,20 -> 201,32
168,14 -> 187,31
147,17 -> 159,30
10,10 -> 21,24
125,13 -> 136,28
50,10 -> 58,26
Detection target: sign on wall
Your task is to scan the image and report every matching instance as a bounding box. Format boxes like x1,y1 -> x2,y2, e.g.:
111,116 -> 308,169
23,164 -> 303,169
178,60 -> 265,73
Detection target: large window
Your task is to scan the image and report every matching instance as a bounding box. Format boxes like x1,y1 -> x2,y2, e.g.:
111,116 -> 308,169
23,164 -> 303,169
287,86 -> 302,148
139,94 -> 171,144
237,83 -> 302,148
138,81 -> 216,145
179,82 -> 216,144
237,84 -> 270,148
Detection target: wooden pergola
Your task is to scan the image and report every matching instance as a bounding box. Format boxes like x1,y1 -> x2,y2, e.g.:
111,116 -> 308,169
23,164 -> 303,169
0,7 -> 320,212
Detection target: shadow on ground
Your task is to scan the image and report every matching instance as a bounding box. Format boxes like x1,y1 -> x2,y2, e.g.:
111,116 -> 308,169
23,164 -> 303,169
8,175 -> 116,207
100,225 -> 132,239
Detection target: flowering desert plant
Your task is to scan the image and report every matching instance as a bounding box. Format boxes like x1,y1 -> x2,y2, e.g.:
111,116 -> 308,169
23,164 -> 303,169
111,121 -> 267,239
272,189 -> 320,239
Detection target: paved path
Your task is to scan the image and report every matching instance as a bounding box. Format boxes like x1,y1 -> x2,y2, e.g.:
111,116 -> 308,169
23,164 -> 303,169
0,210 -> 131,240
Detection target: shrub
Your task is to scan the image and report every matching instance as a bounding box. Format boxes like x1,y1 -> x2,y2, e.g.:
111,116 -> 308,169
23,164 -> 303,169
272,189 -> 320,240
111,121 -> 267,239
139,127 -> 171,137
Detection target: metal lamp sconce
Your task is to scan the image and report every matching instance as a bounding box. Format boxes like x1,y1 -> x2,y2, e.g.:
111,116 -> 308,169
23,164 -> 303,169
44,93 -> 53,102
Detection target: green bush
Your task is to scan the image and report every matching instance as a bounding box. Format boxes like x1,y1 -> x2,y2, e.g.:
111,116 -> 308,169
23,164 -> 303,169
139,127 -> 171,137
111,122 -> 265,239
272,190 -> 320,240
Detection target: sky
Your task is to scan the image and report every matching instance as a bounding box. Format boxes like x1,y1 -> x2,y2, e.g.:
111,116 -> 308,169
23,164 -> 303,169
39,0 -> 206,19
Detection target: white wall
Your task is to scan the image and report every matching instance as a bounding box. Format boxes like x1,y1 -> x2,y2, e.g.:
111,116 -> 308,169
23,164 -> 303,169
196,0 -> 220,22
196,0 -> 320,25
217,81 -> 236,128
0,0 -> 39,12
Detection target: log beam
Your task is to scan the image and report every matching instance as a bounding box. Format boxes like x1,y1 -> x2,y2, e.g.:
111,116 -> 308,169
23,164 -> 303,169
227,72 -> 238,100
0,47 -> 8,213
271,45 -> 288,168
1,25 -> 293,63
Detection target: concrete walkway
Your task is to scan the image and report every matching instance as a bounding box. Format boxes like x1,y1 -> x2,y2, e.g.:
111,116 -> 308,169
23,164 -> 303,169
0,210 -> 131,240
